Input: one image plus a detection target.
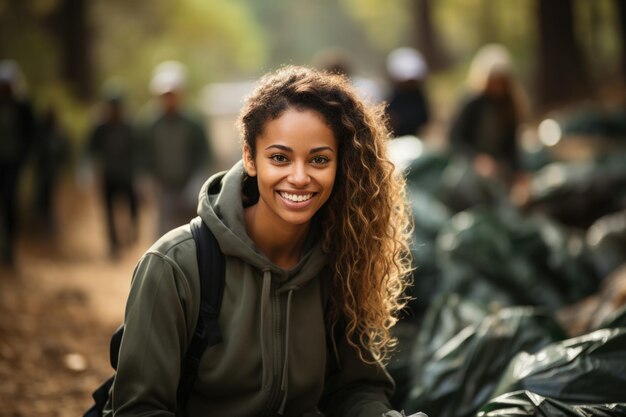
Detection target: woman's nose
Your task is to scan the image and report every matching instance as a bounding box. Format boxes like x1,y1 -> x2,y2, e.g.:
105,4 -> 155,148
288,162 -> 311,187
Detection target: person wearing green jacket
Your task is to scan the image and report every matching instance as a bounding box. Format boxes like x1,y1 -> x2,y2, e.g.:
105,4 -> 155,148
104,66 -> 419,416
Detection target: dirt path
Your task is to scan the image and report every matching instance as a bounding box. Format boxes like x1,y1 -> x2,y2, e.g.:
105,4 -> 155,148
0,179 -> 157,417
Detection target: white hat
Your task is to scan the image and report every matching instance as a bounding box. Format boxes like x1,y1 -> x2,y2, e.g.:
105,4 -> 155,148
0,60 -> 20,84
149,60 -> 187,95
468,44 -> 513,90
387,47 -> 427,81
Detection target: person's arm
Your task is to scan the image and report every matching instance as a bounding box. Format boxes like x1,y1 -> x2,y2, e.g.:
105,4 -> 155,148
133,118 -> 155,177
110,251 -> 195,416
85,125 -> 101,159
189,116 -> 211,173
318,321 -> 397,417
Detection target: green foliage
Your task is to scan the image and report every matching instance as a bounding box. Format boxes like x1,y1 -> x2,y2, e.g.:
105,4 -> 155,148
92,0 -> 268,107
340,0 -> 411,49
0,4 -> 59,90
34,82 -> 92,153
239,0 -> 388,77
434,0 -> 535,60
2,0 -> 624,137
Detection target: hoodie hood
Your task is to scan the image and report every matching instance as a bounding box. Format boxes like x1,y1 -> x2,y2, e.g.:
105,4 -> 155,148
197,159 -> 328,291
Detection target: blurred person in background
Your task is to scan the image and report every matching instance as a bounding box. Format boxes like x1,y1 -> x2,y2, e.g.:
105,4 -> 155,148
385,47 -> 430,138
0,60 -> 35,267
34,107 -> 69,235
87,87 -> 139,258
143,60 -> 213,237
448,44 -> 527,195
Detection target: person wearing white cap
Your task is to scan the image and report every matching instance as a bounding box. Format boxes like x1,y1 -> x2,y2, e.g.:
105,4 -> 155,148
448,44 -> 526,188
385,47 -> 430,138
0,59 -> 35,267
143,60 -> 213,237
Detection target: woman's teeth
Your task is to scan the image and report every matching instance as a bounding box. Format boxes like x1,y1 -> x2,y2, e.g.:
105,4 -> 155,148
280,192 -> 313,202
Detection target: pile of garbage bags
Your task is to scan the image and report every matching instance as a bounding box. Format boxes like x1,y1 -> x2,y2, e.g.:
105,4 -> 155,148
388,135 -> 626,416
559,105 -> 626,140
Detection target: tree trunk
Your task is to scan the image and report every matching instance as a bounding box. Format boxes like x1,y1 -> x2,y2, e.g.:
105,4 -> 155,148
51,0 -> 93,100
535,0 -> 592,110
412,0 -> 449,71
616,0 -> 626,83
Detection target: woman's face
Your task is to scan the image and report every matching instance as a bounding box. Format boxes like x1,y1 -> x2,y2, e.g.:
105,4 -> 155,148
244,108 -> 338,229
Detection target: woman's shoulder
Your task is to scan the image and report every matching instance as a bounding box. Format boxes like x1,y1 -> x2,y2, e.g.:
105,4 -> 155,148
147,224 -> 195,256
131,225 -> 201,312
138,224 -> 199,289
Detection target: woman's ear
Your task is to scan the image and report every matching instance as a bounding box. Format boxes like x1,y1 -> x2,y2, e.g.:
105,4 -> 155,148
243,145 -> 257,177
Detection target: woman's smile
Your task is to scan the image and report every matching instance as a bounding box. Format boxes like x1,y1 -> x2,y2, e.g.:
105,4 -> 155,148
244,108 -> 338,229
278,191 -> 315,204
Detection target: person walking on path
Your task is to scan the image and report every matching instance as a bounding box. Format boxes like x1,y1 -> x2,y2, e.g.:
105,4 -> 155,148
0,60 -> 35,267
87,91 -> 139,258
142,60 -> 213,237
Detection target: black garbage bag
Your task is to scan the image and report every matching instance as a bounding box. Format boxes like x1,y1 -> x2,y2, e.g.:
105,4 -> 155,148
520,142 -> 552,172
389,294 -> 489,408
411,294 -> 489,365
557,265 -> 626,336
526,158 -> 626,229
599,304 -> 626,329
405,189 -> 452,318
492,328 -> 626,404
586,210 -> 626,279
404,149 -> 451,197
560,105 -> 626,139
402,306 -> 564,417
477,390 -> 626,417
437,157 -> 507,213
388,320 -> 425,408
435,206 -> 599,310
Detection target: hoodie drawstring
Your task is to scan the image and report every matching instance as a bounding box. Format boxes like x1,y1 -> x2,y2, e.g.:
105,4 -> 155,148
260,267 -> 295,415
278,289 -> 294,415
260,268 -> 272,389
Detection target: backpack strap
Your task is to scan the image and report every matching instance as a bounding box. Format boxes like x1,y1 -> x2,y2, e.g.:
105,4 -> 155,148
176,216 -> 225,414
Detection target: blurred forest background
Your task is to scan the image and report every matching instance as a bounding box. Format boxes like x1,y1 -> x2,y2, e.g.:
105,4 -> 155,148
2,0 -> 624,139
2,0 -> 626,416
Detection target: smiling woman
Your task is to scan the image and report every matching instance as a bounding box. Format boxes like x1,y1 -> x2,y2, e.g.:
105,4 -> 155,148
243,108 -> 338,251
103,66 -> 417,417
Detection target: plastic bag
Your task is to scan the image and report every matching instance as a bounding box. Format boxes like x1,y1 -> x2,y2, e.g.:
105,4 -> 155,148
586,210 -> 626,278
402,306 -> 564,417
492,328 -> 626,403
389,295 -> 488,407
478,390 -> 626,417
557,265 -> 626,336
527,159 -> 626,229
435,207 -> 599,310
405,189 -> 452,318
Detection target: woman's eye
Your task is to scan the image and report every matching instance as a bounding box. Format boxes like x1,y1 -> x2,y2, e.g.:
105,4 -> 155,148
311,155 -> 329,165
271,154 -> 288,163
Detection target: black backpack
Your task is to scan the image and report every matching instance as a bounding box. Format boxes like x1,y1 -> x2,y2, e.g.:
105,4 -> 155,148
84,216 -> 225,417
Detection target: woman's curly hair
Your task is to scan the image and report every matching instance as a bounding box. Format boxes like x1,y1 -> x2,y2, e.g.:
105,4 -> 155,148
237,66 -> 413,363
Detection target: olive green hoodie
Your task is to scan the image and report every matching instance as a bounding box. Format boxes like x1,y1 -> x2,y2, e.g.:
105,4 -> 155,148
104,161 -> 396,417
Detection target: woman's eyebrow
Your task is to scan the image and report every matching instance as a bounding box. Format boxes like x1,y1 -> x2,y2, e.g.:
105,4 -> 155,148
264,144 -> 335,153
265,144 -> 292,152
309,146 -> 335,154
